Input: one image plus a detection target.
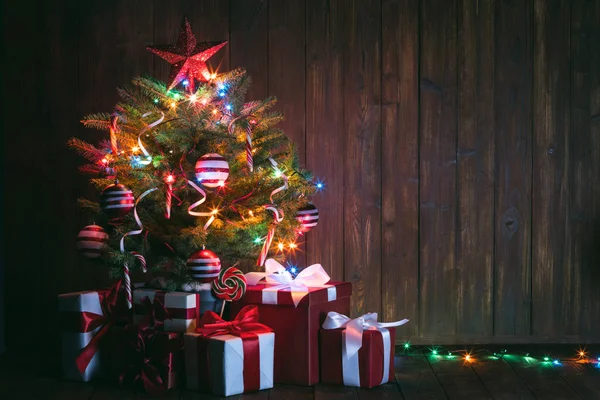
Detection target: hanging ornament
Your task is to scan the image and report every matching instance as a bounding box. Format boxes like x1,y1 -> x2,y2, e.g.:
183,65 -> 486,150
100,183 -> 135,218
296,203 -> 319,233
195,153 -> 229,188
147,17 -> 227,92
165,174 -> 175,219
187,249 -> 221,283
268,157 -> 289,202
120,187 -> 158,308
76,225 -> 109,259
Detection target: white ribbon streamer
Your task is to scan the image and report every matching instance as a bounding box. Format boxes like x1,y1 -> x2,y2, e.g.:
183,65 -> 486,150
119,187 -> 157,308
246,259 -> 332,307
187,179 -> 216,230
322,312 -> 409,386
136,112 -> 165,166
268,157 -> 289,203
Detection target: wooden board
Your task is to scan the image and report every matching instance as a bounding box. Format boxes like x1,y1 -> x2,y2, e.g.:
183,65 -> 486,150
381,0 -> 420,337
471,359 -> 535,399
532,0 -> 573,337
419,0 -> 458,336
192,0 -> 230,73
153,0 -> 193,82
455,0 -> 494,337
395,353 -> 447,400
493,0 -> 533,336
426,356 -> 492,399
570,0 -> 600,338
305,0 -> 345,281
313,385 -> 357,400
268,0 -> 307,269
342,0 -> 382,317
229,0 -> 268,101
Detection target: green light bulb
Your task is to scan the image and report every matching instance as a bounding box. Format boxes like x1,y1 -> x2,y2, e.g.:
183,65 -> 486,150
404,343 -> 410,349
432,350 -> 438,355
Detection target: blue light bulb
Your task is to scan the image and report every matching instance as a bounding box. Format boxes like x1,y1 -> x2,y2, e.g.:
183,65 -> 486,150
219,91 -> 225,97
182,79 -> 189,86
225,104 -> 232,110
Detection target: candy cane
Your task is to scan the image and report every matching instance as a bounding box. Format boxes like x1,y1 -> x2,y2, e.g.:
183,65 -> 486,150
120,187 -> 158,308
136,112 -> 165,166
165,182 -> 173,219
109,114 -> 120,156
188,180 -> 217,230
257,206 -> 284,267
228,116 -> 254,172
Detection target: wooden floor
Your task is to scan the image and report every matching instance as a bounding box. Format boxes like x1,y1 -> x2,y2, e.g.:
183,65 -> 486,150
1,347 -> 599,399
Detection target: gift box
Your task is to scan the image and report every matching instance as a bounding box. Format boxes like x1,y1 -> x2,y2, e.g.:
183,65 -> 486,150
320,312 -> 408,388
230,260 -> 352,385
133,288 -> 223,332
185,306 -> 274,396
112,326 -> 183,394
58,281 -> 128,382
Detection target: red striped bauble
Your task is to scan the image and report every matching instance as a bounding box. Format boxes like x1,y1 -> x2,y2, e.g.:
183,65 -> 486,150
194,153 -> 229,188
187,249 -> 222,283
76,225 -> 109,259
296,203 -> 319,233
100,183 -> 135,218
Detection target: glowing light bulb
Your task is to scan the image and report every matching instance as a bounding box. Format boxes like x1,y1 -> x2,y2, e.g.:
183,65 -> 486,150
210,73 -> 217,80
171,102 -> 177,108
553,360 -> 560,365
212,208 -> 219,215
165,174 -> 175,184
225,104 -> 232,110
218,180 -> 225,187
579,351 -> 586,357
465,354 -> 472,362
317,182 -> 324,189
218,83 -> 225,90
404,343 -> 410,349
289,266 -> 297,274
173,93 -> 181,100
212,109 -> 218,115
248,210 -> 254,217
277,243 -> 285,251
182,79 -> 189,86
432,349 -> 438,355
189,94 -> 197,103
543,356 -> 550,362
274,169 -> 282,178
219,91 -> 225,97
289,242 -> 298,249
153,98 -> 159,104
254,237 -> 262,244
101,158 -> 109,164
250,119 -> 257,125
201,98 -> 208,105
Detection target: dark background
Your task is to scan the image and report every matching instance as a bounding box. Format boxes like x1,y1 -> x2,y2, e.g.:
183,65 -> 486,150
2,0 -> 600,361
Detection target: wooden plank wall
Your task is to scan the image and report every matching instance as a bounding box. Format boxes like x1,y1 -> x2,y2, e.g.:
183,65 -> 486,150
3,0 -> 600,357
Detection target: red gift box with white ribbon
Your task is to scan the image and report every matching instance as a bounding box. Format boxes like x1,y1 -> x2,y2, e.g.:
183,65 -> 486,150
319,312 -> 409,388
229,259 -> 352,386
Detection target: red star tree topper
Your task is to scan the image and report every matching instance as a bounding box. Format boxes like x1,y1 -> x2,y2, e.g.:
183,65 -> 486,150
147,17 -> 227,92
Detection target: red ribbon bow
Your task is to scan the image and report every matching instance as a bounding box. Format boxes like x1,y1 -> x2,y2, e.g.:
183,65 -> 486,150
195,305 -> 272,393
196,305 -> 272,339
60,281 -> 129,375
118,324 -> 181,395
137,295 -> 171,331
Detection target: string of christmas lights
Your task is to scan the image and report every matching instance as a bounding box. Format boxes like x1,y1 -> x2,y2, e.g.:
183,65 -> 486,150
398,343 -> 600,367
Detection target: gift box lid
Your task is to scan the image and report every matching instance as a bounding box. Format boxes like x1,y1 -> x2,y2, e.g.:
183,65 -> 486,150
242,281 -> 352,308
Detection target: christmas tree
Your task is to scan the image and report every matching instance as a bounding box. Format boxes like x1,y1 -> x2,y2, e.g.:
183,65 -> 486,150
69,19 -> 319,291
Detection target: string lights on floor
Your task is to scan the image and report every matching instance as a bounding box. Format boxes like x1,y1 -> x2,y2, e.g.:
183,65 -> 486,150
400,343 -> 600,367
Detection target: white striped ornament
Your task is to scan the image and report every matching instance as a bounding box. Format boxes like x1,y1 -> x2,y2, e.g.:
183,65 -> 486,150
195,153 -> 229,188
76,225 -> 109,259
100,183 -> 135,217
187,249 -> 221,283
296,203 -> 319,232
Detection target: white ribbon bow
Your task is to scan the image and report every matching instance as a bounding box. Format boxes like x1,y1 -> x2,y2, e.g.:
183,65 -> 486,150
245,259 -> 333,307
322,312 -> 409,386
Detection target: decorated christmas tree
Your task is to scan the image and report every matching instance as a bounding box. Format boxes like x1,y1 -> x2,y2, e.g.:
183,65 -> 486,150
69,18 -> 320,296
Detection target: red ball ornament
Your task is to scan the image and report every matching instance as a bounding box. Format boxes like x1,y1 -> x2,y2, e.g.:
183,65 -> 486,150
100,183 -> 135,218
187,249 -> 221,283
195,153 -> 230,188
296,203 -> 319,233
77,225 -> 109,259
